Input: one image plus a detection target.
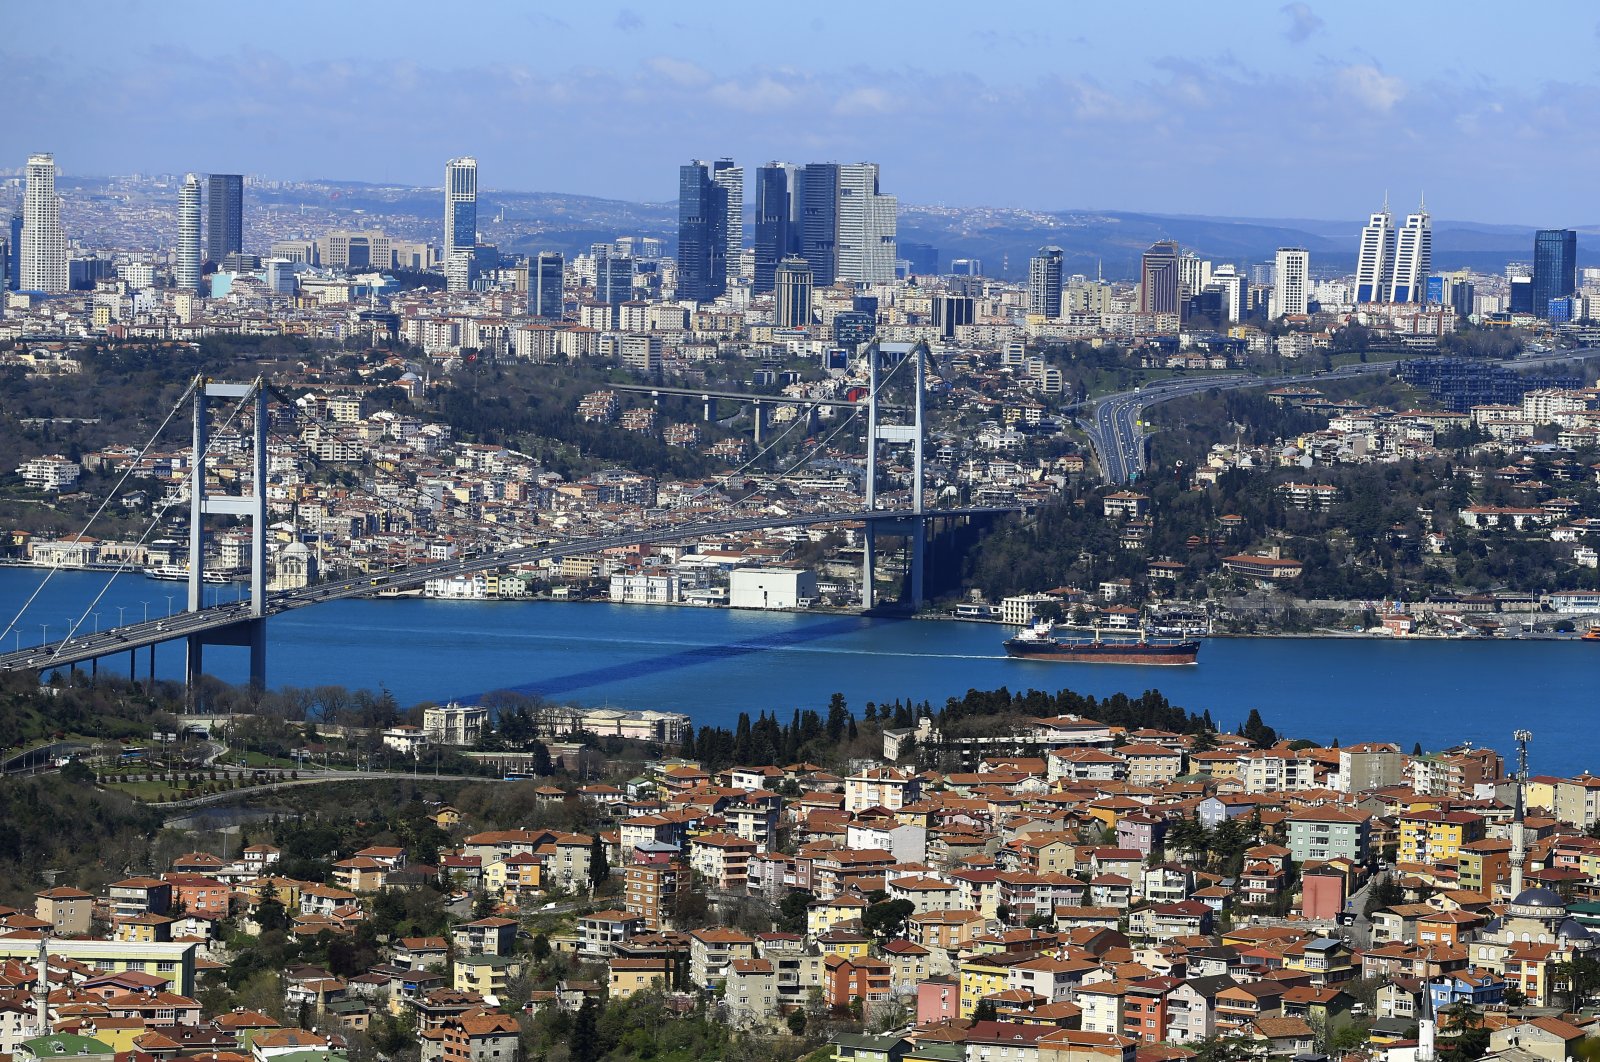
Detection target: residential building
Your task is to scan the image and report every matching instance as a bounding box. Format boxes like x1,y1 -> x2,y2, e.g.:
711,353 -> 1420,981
176,174 -> 202,293
1270,248 -> 1308,319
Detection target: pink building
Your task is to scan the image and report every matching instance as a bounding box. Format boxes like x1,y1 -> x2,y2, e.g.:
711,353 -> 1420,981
917,978 -> 961,1026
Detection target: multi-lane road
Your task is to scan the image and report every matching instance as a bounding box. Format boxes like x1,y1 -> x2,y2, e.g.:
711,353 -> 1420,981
1082,349 -> 1600,484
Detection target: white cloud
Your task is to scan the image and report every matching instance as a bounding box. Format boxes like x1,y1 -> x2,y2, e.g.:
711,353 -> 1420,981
833,86 -> 896,116
1336,64 -> 1405,112
645,56 -> 711,87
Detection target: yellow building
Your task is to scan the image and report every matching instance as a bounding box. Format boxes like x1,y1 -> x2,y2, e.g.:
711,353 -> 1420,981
1398,811 -> 1484,865
609,958 -> 671,998
454,955 -> 521,996
808,895 -> 868,937
959,955 -> 1016,1018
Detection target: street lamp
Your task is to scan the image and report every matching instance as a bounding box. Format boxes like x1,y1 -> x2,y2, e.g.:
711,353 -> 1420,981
91,612 -> 100,634
165,595 -> 175,617
141,601 -> 150,623
40,624 -> 48,647
117,607 -> 127,626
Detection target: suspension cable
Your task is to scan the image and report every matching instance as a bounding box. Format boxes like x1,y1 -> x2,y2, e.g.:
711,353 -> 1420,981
2,376 -> 200,646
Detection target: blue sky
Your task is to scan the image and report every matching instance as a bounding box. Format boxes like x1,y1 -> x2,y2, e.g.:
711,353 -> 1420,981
6,1 -> 1599,223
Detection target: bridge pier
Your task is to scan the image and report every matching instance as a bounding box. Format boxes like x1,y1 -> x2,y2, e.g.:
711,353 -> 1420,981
753,401 -> 764,446
702,396 -> 713,422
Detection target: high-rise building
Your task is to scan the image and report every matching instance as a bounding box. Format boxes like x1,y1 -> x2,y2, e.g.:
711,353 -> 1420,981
1178,253 -> 1212,297
6,212 -> 20,291
1508,275 -> 1535,315
1028,246 -> 1064,318
712,159 -> 743,281
205,174 -> 243,265
774,256 -> 813,329
1139,241 -> 1180,315
1389,202 -> 1431,304
1270,248 -> 1310,319
20,153 -> 68,294
753,162 -> 799,294
931,294 -> 974,339
595,249 -> 635,306
677,160 -> 729,302
176,174 -> 203,293
1355,199 -> 1396,303
443,157 -> 477,265
799,163 -> 839,287
1532,229 -> 1578,319
529,251 -> 564,319
834,163 -> 896,285
1205,265 -> 1246,323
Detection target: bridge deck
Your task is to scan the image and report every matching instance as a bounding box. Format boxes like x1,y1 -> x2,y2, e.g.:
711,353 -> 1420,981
1,506 -> 1022,674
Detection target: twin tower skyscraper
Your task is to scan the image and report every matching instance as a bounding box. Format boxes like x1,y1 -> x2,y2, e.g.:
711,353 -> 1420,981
678,159 -> 898,303
1355,195 -> 1432,304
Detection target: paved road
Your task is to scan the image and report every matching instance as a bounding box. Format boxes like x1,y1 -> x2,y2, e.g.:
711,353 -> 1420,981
1081,347 -> 1600,484
151,769 -> 484,819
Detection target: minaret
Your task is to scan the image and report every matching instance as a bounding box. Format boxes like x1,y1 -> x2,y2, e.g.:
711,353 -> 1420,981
1509,729 -> 1532,898
31,931 -> 51,1038
1417,983 -> 1436,1062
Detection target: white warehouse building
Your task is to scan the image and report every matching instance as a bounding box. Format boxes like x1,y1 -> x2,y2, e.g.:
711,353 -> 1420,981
728,567 -> 817,610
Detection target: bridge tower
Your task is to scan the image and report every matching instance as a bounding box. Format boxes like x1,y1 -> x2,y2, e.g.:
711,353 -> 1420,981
185,378 -> 270,696
861,343 -> 926,610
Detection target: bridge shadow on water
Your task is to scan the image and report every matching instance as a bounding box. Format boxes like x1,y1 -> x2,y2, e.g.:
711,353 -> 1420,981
453,614 -> 888,706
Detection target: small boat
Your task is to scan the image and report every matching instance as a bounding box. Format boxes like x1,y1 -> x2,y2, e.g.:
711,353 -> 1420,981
1004,619 -> 1201,664
1583,625 -> 1600,642
144,564 -> 233,584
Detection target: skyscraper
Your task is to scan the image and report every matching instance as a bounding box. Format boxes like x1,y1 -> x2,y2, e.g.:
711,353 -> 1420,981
677,160 -> 728,302
1139,241 -> 1180,315
1270,248 -> 1309,319
529,251 -> 564,319
6,212 -> 20,291
205,174 -> 243,265
176,174 -> 203,293
1028,246 -> 1064,318
595,249 -> 635,306
443,157 -> 478,265
1205,265 -> 1246,323
711,159 -> 743,281
1388,201 -> 1431,304
800,163 -> 839,287
834,163 -> 896,285
1532,229 -> 1577,319
1354,199 -> 1395,303
20,153 -> 67,294
774,256 -> 813,329
753,162 -> 799,294
1178,253 -> 1211,297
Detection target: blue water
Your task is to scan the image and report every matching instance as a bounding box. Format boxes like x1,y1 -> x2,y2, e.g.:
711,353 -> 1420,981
4,568 -> 1598,773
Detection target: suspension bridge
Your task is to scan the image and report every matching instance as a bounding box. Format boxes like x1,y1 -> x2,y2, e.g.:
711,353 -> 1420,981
1,343 -> 1025,692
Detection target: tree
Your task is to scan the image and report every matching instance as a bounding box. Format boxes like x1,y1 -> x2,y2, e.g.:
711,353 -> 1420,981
570,997 -> 601,1062
588,834 -> 609,890
861,899 -> 915,941
972,999 -> 998,1022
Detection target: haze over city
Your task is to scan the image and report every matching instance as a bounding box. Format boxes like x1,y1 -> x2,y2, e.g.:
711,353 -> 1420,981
7,0 -> 1600,223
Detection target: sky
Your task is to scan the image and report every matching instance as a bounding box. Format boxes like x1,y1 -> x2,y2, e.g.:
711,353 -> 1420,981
6,0 -> 1600,224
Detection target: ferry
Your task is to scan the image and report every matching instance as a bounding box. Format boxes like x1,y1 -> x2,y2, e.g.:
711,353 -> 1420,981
1003,620 -> 1201,665
1583,625 -> 1600,642
144,564 -> 233,584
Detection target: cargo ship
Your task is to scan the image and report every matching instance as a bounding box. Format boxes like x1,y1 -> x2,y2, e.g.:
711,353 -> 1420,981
1003,620 -> 1201,664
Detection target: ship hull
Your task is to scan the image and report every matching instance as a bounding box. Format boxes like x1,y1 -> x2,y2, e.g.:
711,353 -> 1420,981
1004,639 -> 1201,665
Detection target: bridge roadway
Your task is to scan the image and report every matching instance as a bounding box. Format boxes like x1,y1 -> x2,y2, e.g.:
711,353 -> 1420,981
606,382 -> 909,413
0,505 -> 1022,675
1082,347 -> 1600,484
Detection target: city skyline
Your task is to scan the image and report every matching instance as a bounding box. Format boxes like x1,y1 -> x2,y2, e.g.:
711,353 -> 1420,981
7,2 -> 1600,224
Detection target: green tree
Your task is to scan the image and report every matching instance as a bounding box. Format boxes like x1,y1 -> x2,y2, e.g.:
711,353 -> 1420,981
588,834 -> 610,890
570,997 -> 601,1062
972,999 -> 998,1022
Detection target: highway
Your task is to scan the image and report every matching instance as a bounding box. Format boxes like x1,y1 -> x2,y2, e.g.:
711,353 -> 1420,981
0,504 -> 1023,674
1081,347 -> 1600,484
